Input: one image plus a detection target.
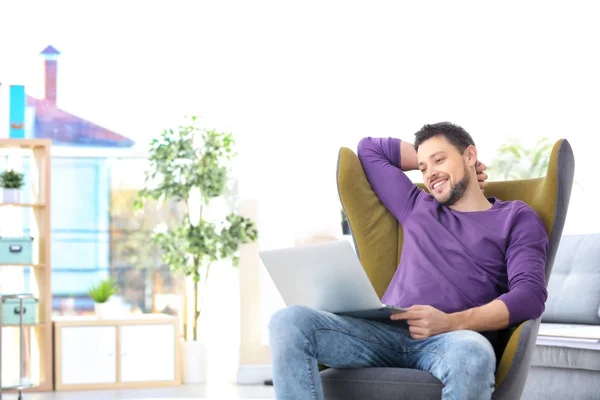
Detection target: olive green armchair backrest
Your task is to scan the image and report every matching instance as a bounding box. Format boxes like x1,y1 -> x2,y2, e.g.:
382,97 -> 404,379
336,139 -> 574,395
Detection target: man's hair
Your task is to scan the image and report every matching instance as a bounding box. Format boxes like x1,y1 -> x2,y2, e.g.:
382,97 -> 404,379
413,122 -> 475,154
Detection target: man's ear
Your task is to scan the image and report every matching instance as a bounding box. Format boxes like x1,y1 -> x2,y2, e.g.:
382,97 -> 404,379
464,145 -> 478,167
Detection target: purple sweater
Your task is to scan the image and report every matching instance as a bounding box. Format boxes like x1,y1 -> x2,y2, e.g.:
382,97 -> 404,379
357,137 -> 549,327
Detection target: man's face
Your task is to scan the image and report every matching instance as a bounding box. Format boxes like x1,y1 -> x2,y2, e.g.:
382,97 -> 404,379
417,136 -> 473,206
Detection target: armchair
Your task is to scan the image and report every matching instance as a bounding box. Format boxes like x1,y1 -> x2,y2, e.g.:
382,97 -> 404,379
321,139 -> 575,400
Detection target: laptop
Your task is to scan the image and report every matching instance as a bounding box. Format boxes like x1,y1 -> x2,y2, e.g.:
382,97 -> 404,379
259,240 -> 406,319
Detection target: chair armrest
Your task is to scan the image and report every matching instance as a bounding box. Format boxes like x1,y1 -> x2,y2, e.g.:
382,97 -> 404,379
493,318 -> 541,400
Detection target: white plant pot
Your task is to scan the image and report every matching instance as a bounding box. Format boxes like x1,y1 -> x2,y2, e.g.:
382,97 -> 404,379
183,340 -> 208,384
94,302 -> 111,319
1,188 -> 21,203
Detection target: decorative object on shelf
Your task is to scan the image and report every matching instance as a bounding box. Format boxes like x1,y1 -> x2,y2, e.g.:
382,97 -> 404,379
134,116 -> 259,384
87,278 -> 119,319
341,208 -> 350,235
1,295 -> 38,325
0,236 -> 34,264
0,169 -> 25,203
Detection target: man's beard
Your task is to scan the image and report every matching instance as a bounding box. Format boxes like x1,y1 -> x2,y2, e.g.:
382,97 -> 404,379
437,165 -> 471,206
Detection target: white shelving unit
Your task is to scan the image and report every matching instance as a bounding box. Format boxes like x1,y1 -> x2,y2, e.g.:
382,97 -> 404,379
0,139 -> 52,395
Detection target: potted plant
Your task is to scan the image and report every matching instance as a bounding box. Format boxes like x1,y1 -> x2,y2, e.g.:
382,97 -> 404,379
1,169 -> 25,203
88,277 -> 119,319
134,116 -> 258,384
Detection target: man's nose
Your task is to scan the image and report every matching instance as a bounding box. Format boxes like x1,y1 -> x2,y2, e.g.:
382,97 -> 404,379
426,169 -> 438,182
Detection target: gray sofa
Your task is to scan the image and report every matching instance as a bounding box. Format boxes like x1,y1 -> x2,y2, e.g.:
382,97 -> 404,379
522,233 -> 600,399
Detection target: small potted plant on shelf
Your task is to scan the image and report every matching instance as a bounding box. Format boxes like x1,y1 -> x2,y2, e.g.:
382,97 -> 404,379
0,169 -> 25,203
87,278 -> 119,319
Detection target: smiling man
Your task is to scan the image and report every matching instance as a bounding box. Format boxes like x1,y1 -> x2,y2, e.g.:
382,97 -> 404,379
268,122 -> 549,400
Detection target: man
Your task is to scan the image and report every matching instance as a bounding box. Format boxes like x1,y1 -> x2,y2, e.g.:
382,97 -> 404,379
268,122 -> 549,400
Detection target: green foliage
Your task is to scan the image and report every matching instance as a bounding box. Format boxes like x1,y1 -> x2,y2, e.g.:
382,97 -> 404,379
152,214 -> 258,282
487,137 -> 553,181
135,116 -> 258,340
133,116 -> 235,208
88,278 -> 119,303
0,169 -> 25,189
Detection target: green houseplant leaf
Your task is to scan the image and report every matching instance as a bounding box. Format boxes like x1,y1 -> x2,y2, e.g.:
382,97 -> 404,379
88,278 -> 119,303
135,116 -> 258,341
0,169 -> 25,189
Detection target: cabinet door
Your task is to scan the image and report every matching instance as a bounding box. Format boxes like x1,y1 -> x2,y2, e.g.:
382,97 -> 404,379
119,324 -> 176,382
60,326 -> 117,385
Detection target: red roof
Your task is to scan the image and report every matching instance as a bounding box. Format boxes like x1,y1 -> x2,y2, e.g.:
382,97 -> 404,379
26,96 -> 135,148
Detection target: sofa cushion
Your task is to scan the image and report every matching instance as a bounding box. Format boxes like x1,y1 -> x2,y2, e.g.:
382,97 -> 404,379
321,367 -> 442,400
531,344 -> 600,372
543,234 -> 600,325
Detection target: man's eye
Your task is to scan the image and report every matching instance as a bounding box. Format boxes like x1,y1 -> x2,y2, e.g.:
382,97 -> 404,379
435,158 -> 444,163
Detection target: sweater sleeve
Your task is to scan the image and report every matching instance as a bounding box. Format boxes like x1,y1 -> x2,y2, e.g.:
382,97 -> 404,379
497,205 -> 549,326
356,137 -> 424,223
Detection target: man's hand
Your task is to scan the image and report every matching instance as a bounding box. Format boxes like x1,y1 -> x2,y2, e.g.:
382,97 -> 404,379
476,161 -> 488,191
391,305 -> 457,339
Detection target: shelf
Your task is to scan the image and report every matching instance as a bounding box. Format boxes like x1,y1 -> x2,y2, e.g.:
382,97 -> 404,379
0,139 -> 51,149
0,203 -> 45,208
2,381 -> 36,390
0,322 -> 47,329
3,381 -> 53,394
0,263 -> 45,268
0,293 -> 35,300
0,138 -> 52,392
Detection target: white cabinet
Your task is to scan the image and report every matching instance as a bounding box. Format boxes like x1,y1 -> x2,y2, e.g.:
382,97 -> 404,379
120,324 -> 176,383
54,315 -> 181,390
60,326 -> 117,385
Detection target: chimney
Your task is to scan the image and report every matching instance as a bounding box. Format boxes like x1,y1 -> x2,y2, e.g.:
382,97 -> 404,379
40,45 -> 60,105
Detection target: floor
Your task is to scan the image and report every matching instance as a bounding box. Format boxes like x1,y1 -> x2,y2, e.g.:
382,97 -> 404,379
2,384 -> 276,400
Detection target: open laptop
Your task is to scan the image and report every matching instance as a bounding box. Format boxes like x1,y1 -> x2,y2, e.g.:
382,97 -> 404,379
259,240 -> 406,319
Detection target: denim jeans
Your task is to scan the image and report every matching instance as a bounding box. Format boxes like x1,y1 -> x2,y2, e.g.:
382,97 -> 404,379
268,305 -> 496,400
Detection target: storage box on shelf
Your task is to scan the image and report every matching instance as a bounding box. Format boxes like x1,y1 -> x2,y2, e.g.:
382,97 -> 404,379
0,237 -> 34,265
53,314 -> 182,390
1,297 -> 38,325
0,139 -> 52,394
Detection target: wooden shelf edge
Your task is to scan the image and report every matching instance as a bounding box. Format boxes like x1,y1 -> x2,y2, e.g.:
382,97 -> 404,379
0,139 -> 52,149
0,203 -> 46,208
0,263 -> 45,267
4,381 -> 53,393
52,315 -> 179,327
55,379 -> 181,391
1,382 -> 35,390
1,322 -> 48,328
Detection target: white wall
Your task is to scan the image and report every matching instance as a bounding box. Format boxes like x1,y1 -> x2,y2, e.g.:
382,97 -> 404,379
194,0 -> 600,234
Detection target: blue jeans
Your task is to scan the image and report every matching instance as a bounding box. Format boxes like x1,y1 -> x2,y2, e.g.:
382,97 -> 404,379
268,305 -> 496,400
